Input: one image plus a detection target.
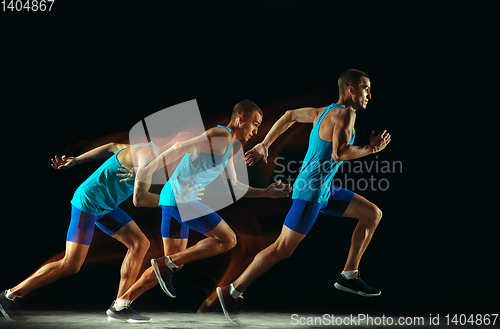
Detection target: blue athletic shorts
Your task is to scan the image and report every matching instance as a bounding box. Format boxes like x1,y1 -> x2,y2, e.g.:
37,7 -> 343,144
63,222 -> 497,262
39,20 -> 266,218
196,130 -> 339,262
66,205 -> 133,246
161,203 -> 222,237
284,186 -> 354,235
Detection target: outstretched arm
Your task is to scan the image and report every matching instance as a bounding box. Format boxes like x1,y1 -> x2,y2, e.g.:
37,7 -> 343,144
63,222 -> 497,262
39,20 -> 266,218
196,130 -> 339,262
135,129 -> 231,183
51,142 -> 129,170
226,149 -> 292,199
245,107 -> 322,166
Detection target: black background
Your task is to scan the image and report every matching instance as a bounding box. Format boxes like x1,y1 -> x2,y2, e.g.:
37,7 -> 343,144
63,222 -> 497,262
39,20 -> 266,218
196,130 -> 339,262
1,0 -> 498,321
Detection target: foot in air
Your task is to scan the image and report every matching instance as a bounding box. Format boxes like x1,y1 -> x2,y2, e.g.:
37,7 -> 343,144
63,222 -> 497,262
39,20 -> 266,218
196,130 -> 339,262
334,271 -> 381,297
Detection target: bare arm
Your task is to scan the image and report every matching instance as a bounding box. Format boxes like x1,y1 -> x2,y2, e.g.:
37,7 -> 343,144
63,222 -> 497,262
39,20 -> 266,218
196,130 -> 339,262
245,107 -> 322,166
331,124 -> 391,162
51,142 -> 129,170
135,133 -> 209,182
132,146 -> 161,207
132,181 -> 160,208
136,129 -> 231,183
226,149 -> 292,198
262,107 -> 320,147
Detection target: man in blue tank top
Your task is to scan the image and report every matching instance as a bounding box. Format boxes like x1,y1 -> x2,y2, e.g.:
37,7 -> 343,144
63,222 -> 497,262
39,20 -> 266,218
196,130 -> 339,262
1,141 -> 164,322
112,100 -> 292,317
218,69 -> 391,325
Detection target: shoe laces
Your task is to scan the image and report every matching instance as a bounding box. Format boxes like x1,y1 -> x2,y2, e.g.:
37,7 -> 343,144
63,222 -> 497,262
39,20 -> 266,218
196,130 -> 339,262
357,277 -> 376,292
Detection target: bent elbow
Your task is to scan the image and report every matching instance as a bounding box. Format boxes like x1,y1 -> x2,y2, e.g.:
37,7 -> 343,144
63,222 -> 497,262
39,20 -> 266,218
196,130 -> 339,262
331,153 -> 342,162
284,110 -> 296,123
133,194 -> 144,207
173,141 -> 184,152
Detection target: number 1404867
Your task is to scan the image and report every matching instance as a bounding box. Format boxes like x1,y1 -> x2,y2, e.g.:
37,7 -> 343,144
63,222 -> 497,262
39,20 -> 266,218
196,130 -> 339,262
444,314 -> 498,326
2,0 -> 55,11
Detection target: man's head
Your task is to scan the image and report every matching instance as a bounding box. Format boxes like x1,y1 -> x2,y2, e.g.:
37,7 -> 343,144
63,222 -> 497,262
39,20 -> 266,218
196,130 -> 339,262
338,69 -> 371,110
230,100 -> 263,142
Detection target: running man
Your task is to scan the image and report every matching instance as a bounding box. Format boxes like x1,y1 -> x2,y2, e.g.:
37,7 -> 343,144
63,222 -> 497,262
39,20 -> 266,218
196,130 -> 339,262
217,69 -> 391,325
0,140 -> 168,322
110,100 -> 292,316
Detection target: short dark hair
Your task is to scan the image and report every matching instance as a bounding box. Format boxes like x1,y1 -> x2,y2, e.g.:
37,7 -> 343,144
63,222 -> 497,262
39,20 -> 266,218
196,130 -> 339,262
231,100 -> 263,120
338,69 -> 370,94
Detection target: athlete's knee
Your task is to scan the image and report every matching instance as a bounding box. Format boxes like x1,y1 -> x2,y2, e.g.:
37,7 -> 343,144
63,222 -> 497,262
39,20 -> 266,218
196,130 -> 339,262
215,230 -> 237,252
61,258 -> 84,274
365,204 -> 382,227
373,206 -> 382,225
222,231 -> 237,251
129,235 -> 150,254
376,207 -> 382,222
138,236 -> 151,252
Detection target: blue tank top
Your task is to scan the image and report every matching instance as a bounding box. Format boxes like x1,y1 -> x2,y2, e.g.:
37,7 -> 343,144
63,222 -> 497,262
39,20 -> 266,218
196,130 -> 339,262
159,126 -> 233,206
291,103 -> 355,203
71,142 -> 160,215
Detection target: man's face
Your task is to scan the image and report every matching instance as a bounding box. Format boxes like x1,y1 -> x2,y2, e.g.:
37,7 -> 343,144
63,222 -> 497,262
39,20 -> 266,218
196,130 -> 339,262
350,77 -> 371,110
238,111 -> 262,142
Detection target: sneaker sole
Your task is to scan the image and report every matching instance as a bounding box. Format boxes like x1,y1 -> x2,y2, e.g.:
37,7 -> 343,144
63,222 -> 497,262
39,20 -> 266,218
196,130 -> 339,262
151,259 -> 176,298
0,303 -> 13,321
334,282 -> 381,297
216,287 -> 239,326
106,310 -> 151,323
107,316 -> 151,323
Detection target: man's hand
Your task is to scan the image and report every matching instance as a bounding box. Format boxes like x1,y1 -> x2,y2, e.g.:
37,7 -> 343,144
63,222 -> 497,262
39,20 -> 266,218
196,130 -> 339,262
51,155 -> 77,170
176,184 -> 206,204
369,130 -> 391,153
117,167 -> 135,182
265,179 -> 292,198
245,143 -> 268,166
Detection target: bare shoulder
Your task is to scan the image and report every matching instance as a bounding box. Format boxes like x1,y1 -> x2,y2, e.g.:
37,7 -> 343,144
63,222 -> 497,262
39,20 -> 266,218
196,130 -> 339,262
315,106 -> 328,117
206,126 -> 231,138
291,106 -> 325,123
110,143 -> 130,153
327,107 -> 355,126
205,126 -> 232,154
120,143 -> 158,168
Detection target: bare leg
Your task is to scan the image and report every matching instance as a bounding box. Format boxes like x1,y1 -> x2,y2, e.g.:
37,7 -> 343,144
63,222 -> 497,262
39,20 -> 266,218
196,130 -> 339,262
341,193 -> 382,271
111,221 -> 150,299
118,238 -> 187,302
233,226 -> 305,293
120,219 -> 236,302
160,220 -> 237,266
10,241 -> 89,297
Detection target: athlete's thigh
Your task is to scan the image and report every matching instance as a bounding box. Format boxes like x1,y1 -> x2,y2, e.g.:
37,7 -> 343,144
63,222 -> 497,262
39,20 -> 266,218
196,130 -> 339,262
203,218 -> 235,241
275,225 -> 307,251
283,199 -> 323,235
342,193 -> 379,220
67,205 -> 100,246
174,203 -> 222,235
95,207 -> 134,237
319,186 -> 354,217
64,241 -> 90,266
161,206 -> 189,239
112,220 -> 147,247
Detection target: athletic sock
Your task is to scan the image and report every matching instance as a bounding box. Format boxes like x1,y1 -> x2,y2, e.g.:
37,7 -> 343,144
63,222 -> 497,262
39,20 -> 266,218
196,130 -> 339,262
5,289 -> 20,300
230,284 -> 243,299
165,256 -> 179,270
341,270 -> 359,279
113,299 -> 131,311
